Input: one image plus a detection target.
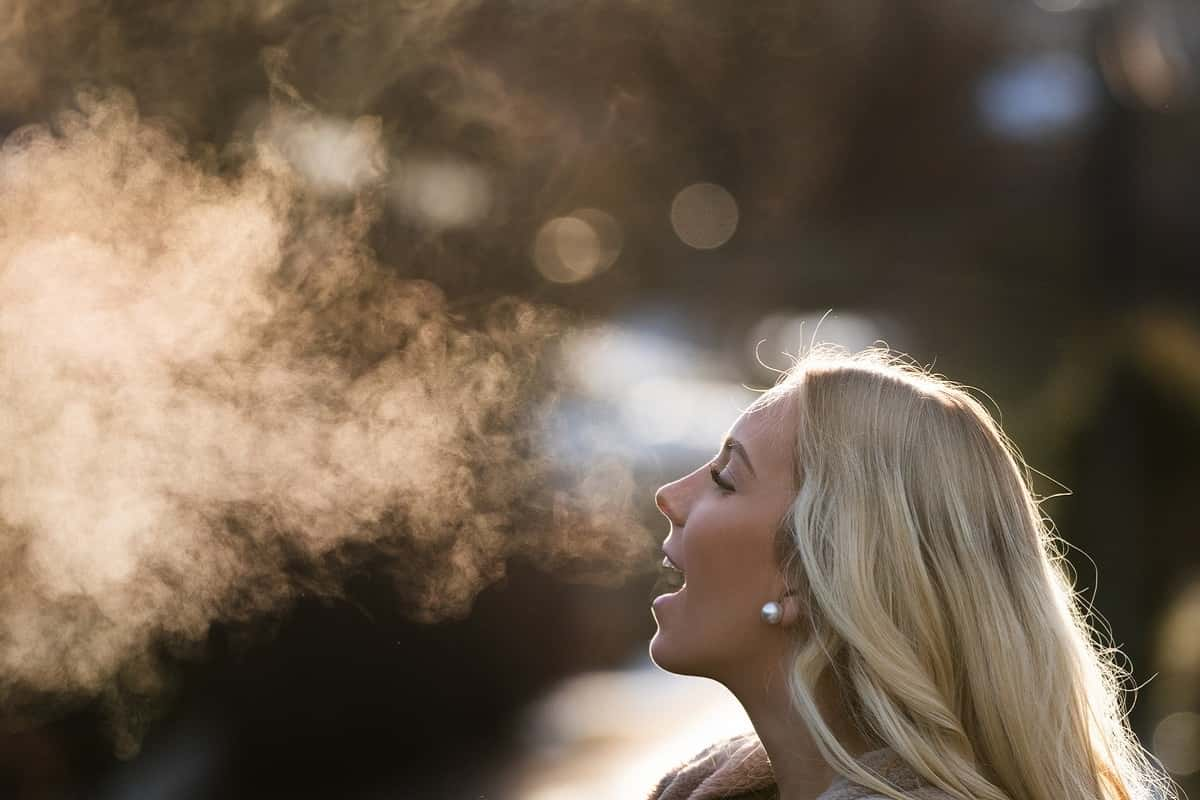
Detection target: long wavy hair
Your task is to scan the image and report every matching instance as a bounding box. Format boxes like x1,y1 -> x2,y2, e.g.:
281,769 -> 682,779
749,343 -> 1179,800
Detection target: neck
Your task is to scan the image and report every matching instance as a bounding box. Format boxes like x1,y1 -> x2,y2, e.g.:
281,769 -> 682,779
726,661 -> 877,800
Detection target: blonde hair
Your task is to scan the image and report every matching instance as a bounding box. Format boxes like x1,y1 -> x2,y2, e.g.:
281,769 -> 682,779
748,342 -> 1179,800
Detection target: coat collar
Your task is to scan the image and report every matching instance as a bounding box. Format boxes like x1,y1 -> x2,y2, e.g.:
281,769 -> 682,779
648,733 -> 923,800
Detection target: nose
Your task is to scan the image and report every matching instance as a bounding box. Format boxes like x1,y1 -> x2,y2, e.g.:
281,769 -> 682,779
655,481 -> 685,527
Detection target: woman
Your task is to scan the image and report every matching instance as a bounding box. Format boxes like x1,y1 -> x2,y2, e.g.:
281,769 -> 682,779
646,345 -> 1177,800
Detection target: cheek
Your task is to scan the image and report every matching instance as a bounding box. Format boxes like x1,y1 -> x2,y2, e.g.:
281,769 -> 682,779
701,509 -> 788,601
691,515 -> 770,593
686,522 -> 772,623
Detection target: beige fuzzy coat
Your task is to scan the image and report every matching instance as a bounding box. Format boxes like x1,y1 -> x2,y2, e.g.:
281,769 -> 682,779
646,733 -> 955,800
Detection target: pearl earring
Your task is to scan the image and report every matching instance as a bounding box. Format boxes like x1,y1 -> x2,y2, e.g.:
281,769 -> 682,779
760,601 -> 782,625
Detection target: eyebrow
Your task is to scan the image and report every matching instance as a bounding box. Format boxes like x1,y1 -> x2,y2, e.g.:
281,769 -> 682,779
724,436 -> 757,478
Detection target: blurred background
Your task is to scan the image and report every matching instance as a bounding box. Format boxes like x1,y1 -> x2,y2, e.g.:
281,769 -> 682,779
1,0 -> 1198,798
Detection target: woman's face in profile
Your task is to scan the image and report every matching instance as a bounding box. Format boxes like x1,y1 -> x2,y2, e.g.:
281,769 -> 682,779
650,402 -> 799,681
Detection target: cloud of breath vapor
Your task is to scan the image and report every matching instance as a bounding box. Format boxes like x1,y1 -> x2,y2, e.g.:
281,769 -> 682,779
0,88 -> 652,755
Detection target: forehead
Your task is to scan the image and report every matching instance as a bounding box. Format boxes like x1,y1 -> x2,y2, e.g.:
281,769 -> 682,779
726,397 -> 795,478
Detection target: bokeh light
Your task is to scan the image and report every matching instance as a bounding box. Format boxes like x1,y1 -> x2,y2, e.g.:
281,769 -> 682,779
390,154 -> 492,229
621,377 -> 755,449
669,182 -> 739,250
554,321 -> 754,453
267,110 -> 385,194
976,52 -> 1099,140
560,323 -> 698,400
509,656 -> 753,800
745,310 -> 888,379
533,209 -> 623,284
1154,711 -> 1200,776
1098,3 -> 1198,111
1115,18 -> 1177,109
1155,574 -> 1200,676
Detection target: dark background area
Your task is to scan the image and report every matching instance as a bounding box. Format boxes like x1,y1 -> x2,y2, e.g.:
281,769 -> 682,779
1,0 -> 1198,798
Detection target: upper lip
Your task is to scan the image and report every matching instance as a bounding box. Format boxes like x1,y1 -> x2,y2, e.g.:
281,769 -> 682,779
662,548 -> 684,572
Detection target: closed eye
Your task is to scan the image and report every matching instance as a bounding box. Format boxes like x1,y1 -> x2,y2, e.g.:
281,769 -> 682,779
709,466 -> 734,492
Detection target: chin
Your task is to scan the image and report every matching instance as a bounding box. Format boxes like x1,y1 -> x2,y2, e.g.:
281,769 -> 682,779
648,633 -> 696,676
648,632 -> 676,672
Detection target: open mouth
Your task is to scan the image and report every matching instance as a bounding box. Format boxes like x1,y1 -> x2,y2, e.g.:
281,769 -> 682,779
654,553 -> 686,596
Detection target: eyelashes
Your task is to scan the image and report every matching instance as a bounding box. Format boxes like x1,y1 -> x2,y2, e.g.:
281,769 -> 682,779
709,465 -> 734,492
708,440 -> 736,491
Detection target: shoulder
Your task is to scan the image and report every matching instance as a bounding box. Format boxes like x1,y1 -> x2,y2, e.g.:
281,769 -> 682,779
646,738 -> 960,800
646,731 -> 777,800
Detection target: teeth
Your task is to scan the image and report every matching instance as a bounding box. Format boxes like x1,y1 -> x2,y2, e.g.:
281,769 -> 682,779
662,555 -> 683,573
